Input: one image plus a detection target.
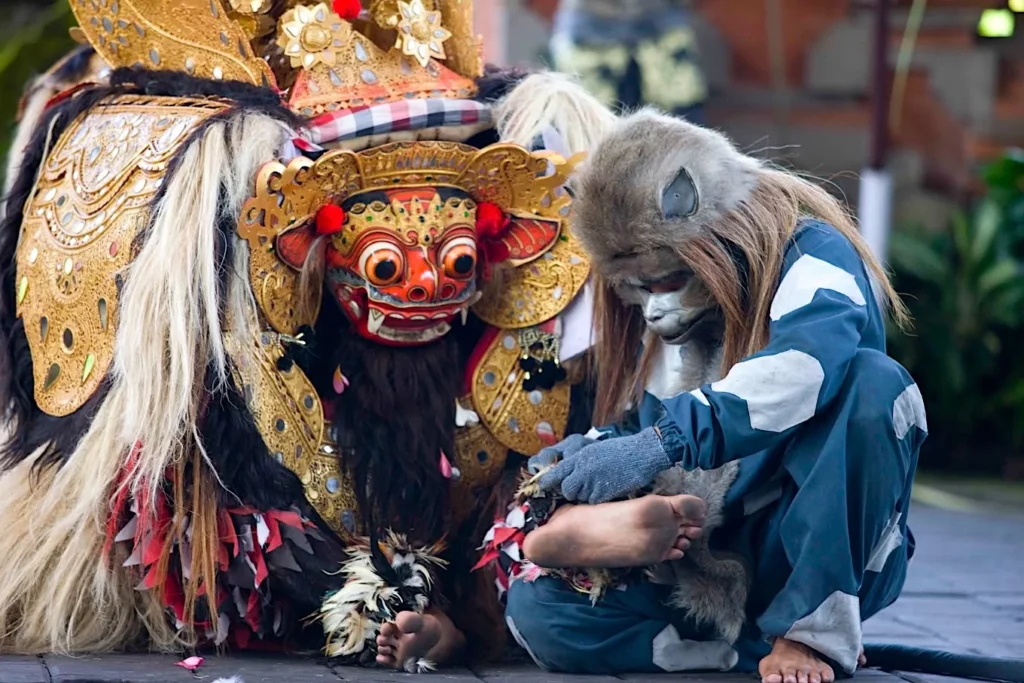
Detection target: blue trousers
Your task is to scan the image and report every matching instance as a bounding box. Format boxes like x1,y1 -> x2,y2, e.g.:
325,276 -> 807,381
505,349 -> 921,675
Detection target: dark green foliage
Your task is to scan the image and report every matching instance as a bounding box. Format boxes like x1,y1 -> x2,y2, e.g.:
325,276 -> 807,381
888,150 -> 1024,474
0,1 -> 76,191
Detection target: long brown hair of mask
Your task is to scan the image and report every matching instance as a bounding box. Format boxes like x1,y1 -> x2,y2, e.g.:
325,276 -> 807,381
590,167 -> 910,427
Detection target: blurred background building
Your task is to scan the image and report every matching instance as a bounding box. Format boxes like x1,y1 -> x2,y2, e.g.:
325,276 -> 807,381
506,0 -> 1024,231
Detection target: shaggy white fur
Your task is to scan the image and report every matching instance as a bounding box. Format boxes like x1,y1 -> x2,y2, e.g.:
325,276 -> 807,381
494,71 -> 617,156
0,111 -> 289,653
115,113 -> 287,502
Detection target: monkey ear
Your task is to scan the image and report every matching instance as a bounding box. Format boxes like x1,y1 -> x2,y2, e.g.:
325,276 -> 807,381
661,167 -> 699,219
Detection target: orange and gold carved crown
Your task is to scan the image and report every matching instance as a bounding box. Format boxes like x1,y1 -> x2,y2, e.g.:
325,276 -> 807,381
333,194 -> 477,257
68,0 -> 484,117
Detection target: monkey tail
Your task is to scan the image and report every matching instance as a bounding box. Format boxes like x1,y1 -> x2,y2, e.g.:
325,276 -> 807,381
863,643 -> 1024,682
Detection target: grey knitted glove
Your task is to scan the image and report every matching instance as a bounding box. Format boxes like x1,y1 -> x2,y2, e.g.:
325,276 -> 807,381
527,433 -> 597,475
537,427 -> 672,504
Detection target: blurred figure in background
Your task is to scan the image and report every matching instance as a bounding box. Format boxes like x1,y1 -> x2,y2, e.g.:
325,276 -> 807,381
548,0 -> 707,123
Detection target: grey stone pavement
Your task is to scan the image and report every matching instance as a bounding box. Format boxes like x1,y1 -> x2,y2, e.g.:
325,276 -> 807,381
0,503 -> 1021,683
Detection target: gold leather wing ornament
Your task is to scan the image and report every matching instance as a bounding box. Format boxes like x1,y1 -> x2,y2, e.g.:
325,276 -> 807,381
470,329 -> 571,457
227,330 -> 359,535
69,0 -> 276,88
16,96 -> 228,417
470,151 -> 590,329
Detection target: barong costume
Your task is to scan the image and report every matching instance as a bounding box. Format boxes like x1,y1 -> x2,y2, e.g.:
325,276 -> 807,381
0,0 -> 611,671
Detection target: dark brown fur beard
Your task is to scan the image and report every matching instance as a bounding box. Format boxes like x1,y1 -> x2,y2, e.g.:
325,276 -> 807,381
327,329 -> 461,544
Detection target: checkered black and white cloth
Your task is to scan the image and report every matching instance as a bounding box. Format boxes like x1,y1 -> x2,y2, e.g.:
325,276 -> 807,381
301,98 -> 493,148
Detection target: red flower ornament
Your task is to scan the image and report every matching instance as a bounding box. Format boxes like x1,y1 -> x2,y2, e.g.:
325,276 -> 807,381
315,204 -> 346,235
332,0 -> 362,21
476,202 -> 511,239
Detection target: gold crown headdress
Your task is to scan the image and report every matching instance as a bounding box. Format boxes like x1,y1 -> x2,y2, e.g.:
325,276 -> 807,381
69,0 -> 484,118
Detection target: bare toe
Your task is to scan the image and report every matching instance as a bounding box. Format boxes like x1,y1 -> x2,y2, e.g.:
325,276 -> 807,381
396,611 -> 425,634
763,675 -> 783,683
668,494 -> 707,525
662,548 -> 684,561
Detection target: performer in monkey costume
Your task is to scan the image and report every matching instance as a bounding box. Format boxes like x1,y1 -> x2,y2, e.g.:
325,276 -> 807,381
488,109 -> 928,681
0,0 -> 613,672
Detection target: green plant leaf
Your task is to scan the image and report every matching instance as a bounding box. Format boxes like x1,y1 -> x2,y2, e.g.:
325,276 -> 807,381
951,211 -> 971,260
972,199 -> 1002,261
977,258 -> 1022,298
889,230 -> 949,284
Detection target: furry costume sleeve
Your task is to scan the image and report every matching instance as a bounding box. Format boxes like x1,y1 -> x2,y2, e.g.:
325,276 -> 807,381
655,220 -> 875,471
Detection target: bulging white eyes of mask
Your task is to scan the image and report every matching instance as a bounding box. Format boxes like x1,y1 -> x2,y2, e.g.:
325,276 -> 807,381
661,168 -> 698,219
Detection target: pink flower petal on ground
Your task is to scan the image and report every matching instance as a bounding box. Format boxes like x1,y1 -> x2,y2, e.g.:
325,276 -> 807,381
177,656 -> 204,671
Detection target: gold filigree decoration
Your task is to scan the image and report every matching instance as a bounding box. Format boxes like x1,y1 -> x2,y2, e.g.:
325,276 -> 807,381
471,151 -> 590,329
230,11 -> 277,42
68,0 -> 275,87
438,0 -> 483,79
472,225 -> 591,330
451,404 -> 509,523
335,194 -> 476,257
228,331 -> 359,536
277,3 -> 353,70
394,0 -> 450,67
471,329 -> 571,456
369,0 -> 433,29
16,96 -> 228,417
237,141 -> 576,335
228,0 -> 272,13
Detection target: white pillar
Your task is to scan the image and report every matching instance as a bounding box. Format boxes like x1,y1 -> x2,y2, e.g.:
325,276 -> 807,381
858,167 -> 894,262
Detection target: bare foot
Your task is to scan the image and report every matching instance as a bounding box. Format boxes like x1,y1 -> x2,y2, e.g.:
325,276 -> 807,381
375,608 -> 465,671
859,648 -> 867,668
521,493 -> 706,569
759,638 -> 835,683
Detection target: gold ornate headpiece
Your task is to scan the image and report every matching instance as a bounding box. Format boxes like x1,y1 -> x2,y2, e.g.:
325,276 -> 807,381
68,0 -> 484,117
237,141 -> 586,335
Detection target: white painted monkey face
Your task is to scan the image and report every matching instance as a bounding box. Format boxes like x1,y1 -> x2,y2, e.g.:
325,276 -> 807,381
617,269 -> 716,344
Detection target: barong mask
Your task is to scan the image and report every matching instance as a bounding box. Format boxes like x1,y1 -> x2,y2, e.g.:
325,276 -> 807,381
246,144 -> 576,348
280,188 -> 481,346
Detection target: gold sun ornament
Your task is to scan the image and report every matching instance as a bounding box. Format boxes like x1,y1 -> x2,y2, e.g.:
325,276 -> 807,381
394,0 -> 451,67
277,3 -> 352,70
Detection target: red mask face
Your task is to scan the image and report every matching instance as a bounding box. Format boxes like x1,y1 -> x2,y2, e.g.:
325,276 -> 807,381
324,187 -> 479,346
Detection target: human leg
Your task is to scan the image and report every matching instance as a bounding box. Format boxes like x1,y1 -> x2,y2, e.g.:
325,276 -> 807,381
505,576 -> 738,674
753,349 -> 925,679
